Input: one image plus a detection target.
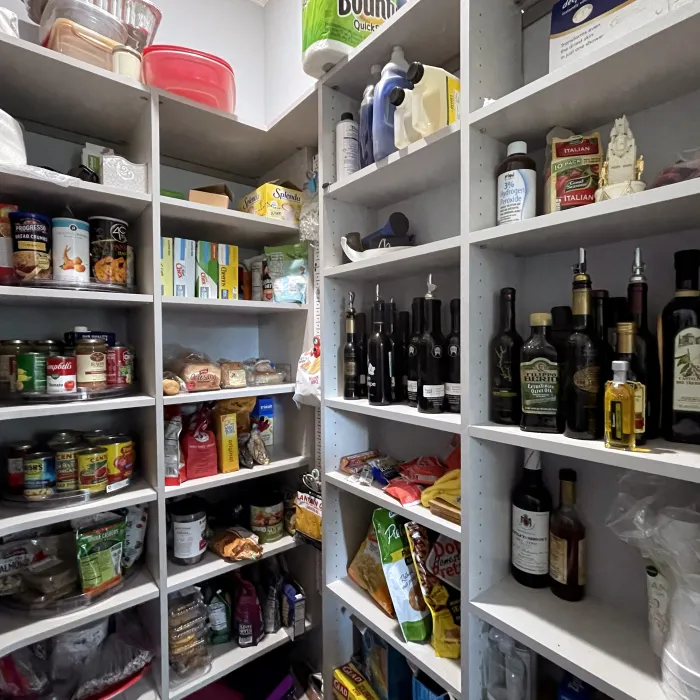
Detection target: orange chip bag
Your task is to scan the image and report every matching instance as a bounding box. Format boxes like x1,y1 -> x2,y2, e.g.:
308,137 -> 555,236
348,524 -> 395,618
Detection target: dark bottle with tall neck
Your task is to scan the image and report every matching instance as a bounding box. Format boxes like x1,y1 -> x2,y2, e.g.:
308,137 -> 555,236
628,248 -> 660,439
343,291 -> 360,400
445,299 -> 460,413
398,311 -> 410,401
368,286 -> 391,406
407,297 -> 425,407
592,289 -> 614,387
356,312 -> 368,398
661,250 -> 700,444
608,296 -> 631,351
490,288 -> 523,424
418,275 -> 445,414
550,305 -> 572,363
616,321 -> 647,445
564,248 -> 603,440
385,299 -> 405,403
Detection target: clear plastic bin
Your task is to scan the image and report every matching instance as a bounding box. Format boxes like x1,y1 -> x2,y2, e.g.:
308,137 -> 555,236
40,0 -> 127,45
46,18 -> 121,71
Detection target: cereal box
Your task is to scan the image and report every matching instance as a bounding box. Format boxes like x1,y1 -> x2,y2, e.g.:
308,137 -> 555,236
174,238 -> 195,297
332,663 -> 380,700
160,237 -> 173,296
237,182 -> 302,224
251,397 -> 274,446
217,244 -> 239,300
196,242 -> 218,299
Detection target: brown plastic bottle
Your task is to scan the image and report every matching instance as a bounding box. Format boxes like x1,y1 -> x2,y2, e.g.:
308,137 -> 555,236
497,141 -> 537,225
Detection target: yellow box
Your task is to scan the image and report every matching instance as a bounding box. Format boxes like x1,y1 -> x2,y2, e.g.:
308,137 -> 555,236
215,412 -> 239,473
332,663 -> 379,700
160,237 -> 173,296
237,182 -> 302,224
217,244 -> 239,300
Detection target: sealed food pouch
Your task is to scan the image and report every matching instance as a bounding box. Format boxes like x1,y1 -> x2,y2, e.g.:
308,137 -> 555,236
76,517 -> 126,595
372,508 -> 431,642
347,524 -> 394,618
295,490 -> 322,544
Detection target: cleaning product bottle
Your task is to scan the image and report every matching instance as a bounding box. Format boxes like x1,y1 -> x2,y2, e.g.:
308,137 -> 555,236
359,64 -> 382,168
335,112 -> 360,182
406,61 -> 461,138
389,87 -> 421,149
372,46 -> 411,162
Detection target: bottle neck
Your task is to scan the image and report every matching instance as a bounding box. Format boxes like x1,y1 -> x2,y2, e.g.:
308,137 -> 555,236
676,267 -> 700,295
616,330 -> 635,356
628,283 -> 648,331
572,283 -> 593,330
373,320 -> 385,335
451,306 -> 460,334
412,303 -> 424,336
346,317 -> 355,338
560,480 -> 576,507
531,325 -> 548,339
425,299 -> 441,335
613,369 -> 628,383
592,297 -> 607,342
500,295 -> 515,331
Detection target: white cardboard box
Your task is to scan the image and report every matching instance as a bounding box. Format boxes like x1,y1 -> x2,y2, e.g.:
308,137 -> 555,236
173,238 -> 196,297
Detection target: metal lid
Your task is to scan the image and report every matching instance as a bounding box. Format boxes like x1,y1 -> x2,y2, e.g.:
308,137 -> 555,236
25,451 -> 54,459
75,338 -> 105,346
530,312 -> 552,326
2,340 -> 30,346
9,442 -> 35,451
48,431 -> 82,446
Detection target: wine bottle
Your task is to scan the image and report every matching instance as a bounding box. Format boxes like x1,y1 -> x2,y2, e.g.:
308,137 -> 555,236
445,299 -> 460,413
367,285 -> 391,406
592,289 -> 614,387
628,248 -> 660,439
385,298 -> 405,403
398,311 -> 410,401
550,305 -> 573,363
356,312 -> 368,398
490,287 -> 523,424
661,249 -> 700,444
407,297 -> 425,407
607,296 -> 630,351
564,248 -> 603,440
615,321 -> 647,444
511,449 -> 552,589
418,274 -> 445,414
549,468 -> 586,602
343,291 -> 360,400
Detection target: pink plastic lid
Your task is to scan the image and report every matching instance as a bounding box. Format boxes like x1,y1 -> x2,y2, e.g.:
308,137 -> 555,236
142,45 -> 234,74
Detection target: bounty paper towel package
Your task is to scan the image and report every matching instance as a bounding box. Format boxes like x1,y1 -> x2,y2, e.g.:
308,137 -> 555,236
302,0 -> 400,78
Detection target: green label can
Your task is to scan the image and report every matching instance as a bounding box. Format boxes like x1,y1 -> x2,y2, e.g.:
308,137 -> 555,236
16,352 -> 46,393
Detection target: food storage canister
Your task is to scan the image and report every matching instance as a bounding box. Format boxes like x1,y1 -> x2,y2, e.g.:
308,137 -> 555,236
112,44 -> 141,80
142,45 -> 236,113
46,18 -> 121,71
169,498 -> 208,566
119,0 -> 162,51
40,0 -> 127,45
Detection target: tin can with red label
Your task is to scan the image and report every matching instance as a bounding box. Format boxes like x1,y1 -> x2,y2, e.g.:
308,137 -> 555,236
107,343 -> 133,386
47,356 -> 77,394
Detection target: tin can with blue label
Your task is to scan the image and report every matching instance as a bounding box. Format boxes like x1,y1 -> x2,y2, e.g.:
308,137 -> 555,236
23,451 -> 56,500
52,218 -> 89,284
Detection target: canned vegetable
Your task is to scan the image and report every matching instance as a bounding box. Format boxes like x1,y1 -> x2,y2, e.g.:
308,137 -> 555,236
16,352 -> 46,394
77,446 -> 108,493
23,451 -> 56,500
98,435 -> 134,484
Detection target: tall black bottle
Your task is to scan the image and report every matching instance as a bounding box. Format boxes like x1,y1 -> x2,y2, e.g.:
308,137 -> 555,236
398,311 -> 410,402
591,289 -> 614,388
490,288 -> 523,424
385,298 -> 405,403
407,297 -> 425,407
418,275 -> 445,414
343,291 -> 360,400
445,299 -> 460,413
367,285 -> 391,405
356,312 -> 368,398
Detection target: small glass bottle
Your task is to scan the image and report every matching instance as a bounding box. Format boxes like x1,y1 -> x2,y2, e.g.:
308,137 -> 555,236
604,360 -> 636,451
343,291 -> 360,400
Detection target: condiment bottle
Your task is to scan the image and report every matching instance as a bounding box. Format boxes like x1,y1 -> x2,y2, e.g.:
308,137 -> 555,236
418,274 -> 445,414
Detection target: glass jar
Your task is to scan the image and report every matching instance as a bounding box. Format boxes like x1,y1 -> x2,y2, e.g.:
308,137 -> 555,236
76,338 -> 107,390
169,498 -> 208,566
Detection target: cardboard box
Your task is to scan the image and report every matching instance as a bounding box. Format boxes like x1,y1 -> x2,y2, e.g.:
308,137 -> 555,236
237,181 -> 302,224
188,183 -> 235,209
282,580 -> 306,640
252,397 -> 274,446
214,412 -> 239,473
196,242 -> 218,299
174,238 -> 196,297
332,663 -> 379,700
359,628 -> 412,700
412,675 -> 450,700
160,237 -> 173,296
217,244 -> 239,300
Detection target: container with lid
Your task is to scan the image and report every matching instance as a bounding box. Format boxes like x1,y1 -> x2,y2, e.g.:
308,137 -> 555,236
496,141 -> 537,226
169,498 -> 208,566
76,338 -> 107,390
46,18 -> 121,71
142,45 -> 236,113
40,0 -> 127,45
112,44 -> 142,81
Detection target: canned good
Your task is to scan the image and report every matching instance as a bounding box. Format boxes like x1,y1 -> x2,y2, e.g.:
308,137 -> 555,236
0,340 -> 31,394
15,352 -> 46,394
34,340 -> 62,356
82,429 -> 109,444
48,432 -> 84,492
23,451 -> 56,501
89,216 -> 128,287
126,245 -> 134,288
76,338 -> 107,390
9,212 -> 52,281
107,344 -> 133,386
6,441 -> 35,495
0,204 -> 18,283
52,218 -> 89,283
47,355 -> 77,394
77,446 -> 108,493
98,435 -> 134,484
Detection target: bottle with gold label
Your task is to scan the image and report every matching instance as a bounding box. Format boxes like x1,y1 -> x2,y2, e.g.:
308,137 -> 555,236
615,322 -> 647,444
661,250 -> 700,444
604,360 -> 636,450
564,248 -> 603,440
549,468 -> 585,602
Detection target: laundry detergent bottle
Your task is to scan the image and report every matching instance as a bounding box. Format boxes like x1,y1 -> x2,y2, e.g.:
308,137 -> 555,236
372,46 -> 411,162
359,64 -> 382,168
407,61 -> 461,138
390,87 -> 421,149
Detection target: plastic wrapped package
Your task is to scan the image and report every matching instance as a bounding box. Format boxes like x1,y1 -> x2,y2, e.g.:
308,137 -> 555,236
651,147 -> 700,188
0,647 -> 49,697
50,618 -> 109,682
484,625 -> 537,700
242,358 -> 286,386
21,556 -> 77,594
168,588 -> 211,681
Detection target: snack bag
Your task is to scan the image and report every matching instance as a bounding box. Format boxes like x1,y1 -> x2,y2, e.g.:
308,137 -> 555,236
295,491 -> 322,544
348,525 -> 394,618
181,406 -> 218,480
405,522 -> 460,658
233,573 -> 264,648
164,407 -> 185,486
264,242 -> 309,304
294,336 -> 321,407
421,469 -> 461,510
372,509 -> 430,642
400,456 -> 446,485
76,517 -> 126,596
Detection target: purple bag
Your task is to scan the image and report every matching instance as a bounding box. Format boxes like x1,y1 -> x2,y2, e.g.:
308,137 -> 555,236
232,573 -> 264,648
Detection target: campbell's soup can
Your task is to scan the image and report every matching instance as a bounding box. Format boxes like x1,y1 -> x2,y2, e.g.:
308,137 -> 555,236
77,446 -> 108,493
23,451 -> 56,501
52,218 -> 89,284
107,344 -> 133,386
47,356 -> 77,394
98,435 -> 134,486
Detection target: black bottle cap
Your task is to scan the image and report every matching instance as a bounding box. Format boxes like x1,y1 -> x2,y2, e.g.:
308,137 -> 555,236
559,468 -> 577,482
551,306 -> 572,329
407,62 -> 424,85
591,289 -> 609,299
389,87 -> 405,106
340,112 -> 354,121
500,287 -> 516,297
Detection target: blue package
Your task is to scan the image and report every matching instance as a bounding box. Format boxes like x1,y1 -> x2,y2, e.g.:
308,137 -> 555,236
361,628 -> 411,700
367,457 -> 399,487
412,674 -> 449,700
558,673 -> 593,700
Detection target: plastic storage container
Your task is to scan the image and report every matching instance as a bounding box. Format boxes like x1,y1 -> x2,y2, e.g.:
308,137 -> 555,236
40,0 -> 127,46
142,45 -> 236,113
46,18 -> 121,71
390,87 -> 421,150
406,61 -> 461,138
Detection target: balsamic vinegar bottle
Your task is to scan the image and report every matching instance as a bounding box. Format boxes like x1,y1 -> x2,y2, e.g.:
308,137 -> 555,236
418,275 -> 445,414
343,291 -> 360,400
367,285 -> 391,406
385,298 -> 405,403
445,299 -> 460,413
356,312 -> 368,398
592,289 -> 614,387
398,311 -> 410,402
407,297 -> 425,407
490,288 -> 523,424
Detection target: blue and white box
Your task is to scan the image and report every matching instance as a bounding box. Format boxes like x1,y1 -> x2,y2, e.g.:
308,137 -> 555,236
173,238 -> 195,297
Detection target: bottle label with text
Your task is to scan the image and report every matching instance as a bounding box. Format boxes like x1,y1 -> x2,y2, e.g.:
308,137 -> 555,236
511,505 -> 549,575
520,358 -> 559,415
446,382 -> 460,411
673,327 -> 700,413
498,169 -> 536,224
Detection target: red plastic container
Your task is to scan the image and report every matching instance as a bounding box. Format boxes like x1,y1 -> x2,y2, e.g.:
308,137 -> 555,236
142,45 -> 236,113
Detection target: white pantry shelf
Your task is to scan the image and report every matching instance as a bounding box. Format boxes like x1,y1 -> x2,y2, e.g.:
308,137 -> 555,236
0,569 -> 159,656
324,122 -> 460,208
0,286 -> 153,308
167,536 -> 298,593
0,394 -> 155,421
161,297 -> 308,314
163,383 -> 296,405
326,470 -> 461,539
164,452 -> 309,498
0,480 -> 156,538
327,578 -> 461,699
470,178 -> 700,256
470,578 -> 663,700
469,423 -> 700,485
326,398 -> 461,433
469,4 -> 700,143
323,237 -> 460,282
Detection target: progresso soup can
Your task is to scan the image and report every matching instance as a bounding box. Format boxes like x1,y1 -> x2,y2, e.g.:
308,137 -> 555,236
9,212 -> 52,281
52,218 -> 89,284
23,451 -> 56,501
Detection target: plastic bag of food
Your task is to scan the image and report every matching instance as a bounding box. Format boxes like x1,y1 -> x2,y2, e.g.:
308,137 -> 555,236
209,526 -> 262,561
167,349 -> 221,393
164,407 -> 185,486
75,516 -> 126,595
264,243 -> 308,304
421,469 -> 461,509
50,618 -> 109,682
262,560 -> 284,634
405,522 -> 459,658
400,456 -> 446,485
219,360 -> 246,389
426,535 -> 461,591
293,337 -> 321,407
162,371 -> 187,396
233,573 -> 265,648
0,539 -> 43,596
21,556 -> 77,595
205,587 -> 231,645
242,358 -> 286,386
384,477 -> 422,506
217,397 -> 256,434
295,491 -> 322,545
347,525 -> 395,617
120,504 -> 148,568
182,405 -> 217,480
0,647 -> 49,697
372,508 -> 430,642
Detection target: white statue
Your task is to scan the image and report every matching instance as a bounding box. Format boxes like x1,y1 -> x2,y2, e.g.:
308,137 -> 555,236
596,115 -> 646,202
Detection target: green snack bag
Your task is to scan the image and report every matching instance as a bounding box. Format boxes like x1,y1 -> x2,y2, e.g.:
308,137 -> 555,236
372,508 -> 431,642
207,588 -> 231,645
264,243 -> 309,304
76,517 -> 126,596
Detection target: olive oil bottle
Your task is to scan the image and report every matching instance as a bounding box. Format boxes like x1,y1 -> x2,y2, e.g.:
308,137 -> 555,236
615,322 -> 647,444
604,360 -> 636,451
